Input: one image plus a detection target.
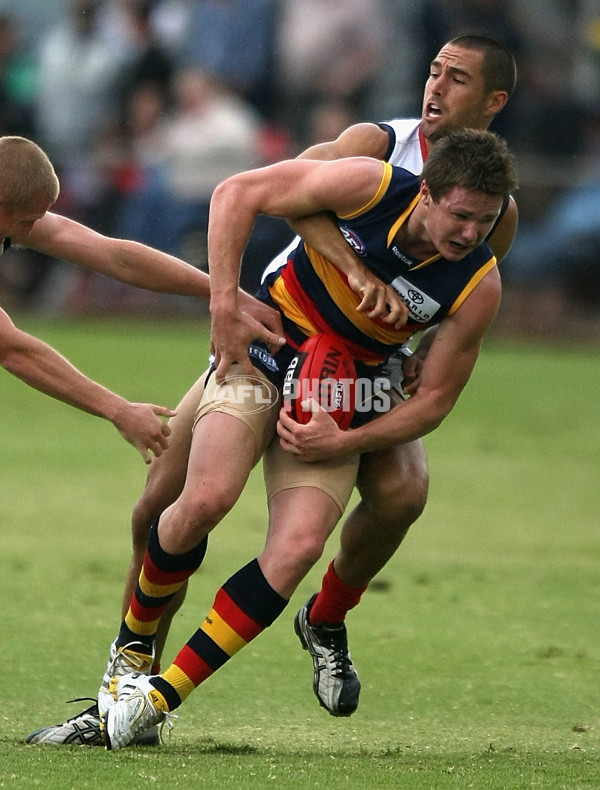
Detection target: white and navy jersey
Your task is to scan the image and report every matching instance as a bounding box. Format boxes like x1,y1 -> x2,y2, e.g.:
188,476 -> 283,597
1,238 -> 11,255
258,164 -> 496,366
379,117 -> 424,173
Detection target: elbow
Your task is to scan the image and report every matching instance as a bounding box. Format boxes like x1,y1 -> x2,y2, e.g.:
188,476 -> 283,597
0,327 -> 34,374
0,344 -> 26,374
418,391 -> 456,436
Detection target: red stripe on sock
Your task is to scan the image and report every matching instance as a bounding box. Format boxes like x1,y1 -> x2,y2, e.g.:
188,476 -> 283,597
174,644 -> 214,686
129,595 -> 163,623
143,553 -> 193,586
213,588 -> 264,642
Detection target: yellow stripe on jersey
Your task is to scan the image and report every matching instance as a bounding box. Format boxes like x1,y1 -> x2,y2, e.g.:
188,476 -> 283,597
339,161 -> 393,220
387,193 -> 421,248
200,608 -> 247,656
448,256 -> 497,314
139,567 -> 185,599
385,193 -> 443,270
306,247 -> 414,346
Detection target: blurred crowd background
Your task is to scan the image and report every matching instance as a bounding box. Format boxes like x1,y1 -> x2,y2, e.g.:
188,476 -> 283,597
1,0 -> 599,336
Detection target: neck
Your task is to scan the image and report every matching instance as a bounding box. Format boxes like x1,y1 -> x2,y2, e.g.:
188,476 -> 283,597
397,204 -> 437,260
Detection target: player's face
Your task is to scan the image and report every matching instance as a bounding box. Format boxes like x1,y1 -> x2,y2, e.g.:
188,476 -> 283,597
421,183 -> 503,261
0,200 -> 50,238
421,44 -> 495,144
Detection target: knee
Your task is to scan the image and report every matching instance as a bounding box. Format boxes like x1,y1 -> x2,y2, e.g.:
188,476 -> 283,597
173,484 -> 237,536
360,459 -> 429,529
262,527 -> 327,587
293,531 -> 327,571
381,472 -> 428,525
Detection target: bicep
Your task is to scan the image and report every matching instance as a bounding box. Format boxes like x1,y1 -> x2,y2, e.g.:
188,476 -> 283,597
227,158 -> 385,220
297,122 -> 390,161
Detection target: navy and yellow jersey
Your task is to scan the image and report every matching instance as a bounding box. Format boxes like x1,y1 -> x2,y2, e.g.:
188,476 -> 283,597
257,163 -> 497,367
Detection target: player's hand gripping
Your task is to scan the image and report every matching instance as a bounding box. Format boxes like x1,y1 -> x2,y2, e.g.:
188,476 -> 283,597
277,402 -> 347,462
111,401 -> 176,464
210,303 -> 285,382
346,261 -> 408,328
237,291 -> 285,348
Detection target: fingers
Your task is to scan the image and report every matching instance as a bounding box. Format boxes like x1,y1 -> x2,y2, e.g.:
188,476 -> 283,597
363,290 -> 388,319
152,405 -> 177,418
355,284 -> 408,327
250,322 -> 285,353
264,330 -> 286,356
402,378 -> 419,397
379,301 -> 409,328
214,353 -> 254,384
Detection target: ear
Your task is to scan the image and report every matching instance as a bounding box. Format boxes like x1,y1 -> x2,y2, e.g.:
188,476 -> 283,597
485,90 -> 509,118
419,179 -> 432,205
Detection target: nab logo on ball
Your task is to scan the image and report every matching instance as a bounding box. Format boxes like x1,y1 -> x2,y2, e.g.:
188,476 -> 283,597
282,334 -> 356,430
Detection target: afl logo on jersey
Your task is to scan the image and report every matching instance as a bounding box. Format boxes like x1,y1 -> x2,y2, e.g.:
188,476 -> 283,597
340,226 -> 366,257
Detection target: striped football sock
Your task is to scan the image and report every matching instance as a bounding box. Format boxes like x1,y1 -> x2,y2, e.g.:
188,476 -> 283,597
117,518 -> 208,652
150,558 -> 287,709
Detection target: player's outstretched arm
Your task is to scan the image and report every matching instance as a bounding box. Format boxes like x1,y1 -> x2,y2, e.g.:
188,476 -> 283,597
20,211 -> 285,344
21,212 -> 212,299
0,308 -> 174,463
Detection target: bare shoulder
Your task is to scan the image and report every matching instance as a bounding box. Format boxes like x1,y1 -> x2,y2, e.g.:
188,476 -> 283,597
310,157 -> 388,215
335,122 -> 390,158
299,122 -> 389,161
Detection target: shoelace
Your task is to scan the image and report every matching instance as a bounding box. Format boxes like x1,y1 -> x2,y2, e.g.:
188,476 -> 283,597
157,710 -> 178,744
321,629 -> 353,679
108,641 -> 154,675
61,697 -> 100,722
120,680 -> 179,745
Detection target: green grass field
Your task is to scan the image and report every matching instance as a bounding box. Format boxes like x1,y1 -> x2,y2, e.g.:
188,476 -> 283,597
1,316 -> 599,789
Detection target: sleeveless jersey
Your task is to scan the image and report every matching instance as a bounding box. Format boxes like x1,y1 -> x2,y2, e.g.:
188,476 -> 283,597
259,163 -> 496,366
379,118 -> 424,173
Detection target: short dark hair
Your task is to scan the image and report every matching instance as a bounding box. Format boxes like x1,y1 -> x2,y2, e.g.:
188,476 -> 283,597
449,34 -> 517,96
421,129 -> 518,201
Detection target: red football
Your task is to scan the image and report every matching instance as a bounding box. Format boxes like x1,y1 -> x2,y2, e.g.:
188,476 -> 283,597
282,334 -> 356,429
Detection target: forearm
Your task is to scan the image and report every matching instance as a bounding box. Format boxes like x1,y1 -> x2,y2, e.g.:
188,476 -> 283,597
208,180 -> 256,311
23,213 -> 212,299
288,213 -> 361,276
1,333 -> 128,422
342,391 -> 451,455
95,240 -> 211,298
